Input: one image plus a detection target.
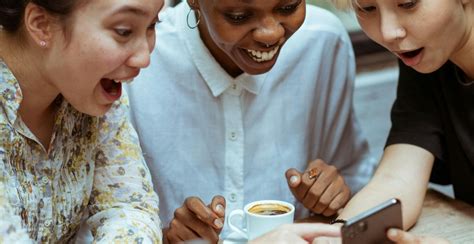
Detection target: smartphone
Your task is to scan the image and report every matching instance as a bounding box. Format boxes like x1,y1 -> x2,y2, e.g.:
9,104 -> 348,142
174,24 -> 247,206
341,198 -> 402,244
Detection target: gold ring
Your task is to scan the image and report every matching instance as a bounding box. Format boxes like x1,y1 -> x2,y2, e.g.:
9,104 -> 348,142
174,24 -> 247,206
308,168 -> 320,180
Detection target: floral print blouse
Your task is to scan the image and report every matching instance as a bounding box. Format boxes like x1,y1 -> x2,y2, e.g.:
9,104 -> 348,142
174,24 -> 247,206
0,60 -> 162,243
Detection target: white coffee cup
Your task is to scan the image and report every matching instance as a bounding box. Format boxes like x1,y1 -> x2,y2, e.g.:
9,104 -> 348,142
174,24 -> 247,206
227,200 -> 295,240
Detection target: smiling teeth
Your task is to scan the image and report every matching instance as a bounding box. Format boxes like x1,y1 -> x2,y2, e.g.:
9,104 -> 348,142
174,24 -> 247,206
246,46 -> 279,63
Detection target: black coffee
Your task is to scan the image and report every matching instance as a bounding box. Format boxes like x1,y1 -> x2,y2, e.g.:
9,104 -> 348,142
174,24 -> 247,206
248,203 -> 290,216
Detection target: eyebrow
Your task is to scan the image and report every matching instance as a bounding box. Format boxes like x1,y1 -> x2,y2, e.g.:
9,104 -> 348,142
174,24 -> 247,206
111,5 -> 150,17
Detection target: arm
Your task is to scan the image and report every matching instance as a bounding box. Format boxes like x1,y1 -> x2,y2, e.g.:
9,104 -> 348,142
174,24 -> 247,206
337,144 -> 434,230
86,97 -> 162,243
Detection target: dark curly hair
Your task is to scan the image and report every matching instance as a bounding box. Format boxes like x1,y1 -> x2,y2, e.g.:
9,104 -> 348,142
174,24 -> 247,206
0,0 -> 84,33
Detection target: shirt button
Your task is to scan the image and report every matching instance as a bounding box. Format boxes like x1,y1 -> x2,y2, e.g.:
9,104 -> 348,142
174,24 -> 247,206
42,177 -> 49,184
229,132 -> 237,141
231,84 -> 237,90
229,193 -> 237,202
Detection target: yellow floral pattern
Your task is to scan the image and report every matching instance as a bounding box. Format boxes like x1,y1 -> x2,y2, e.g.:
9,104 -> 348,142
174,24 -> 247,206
0,60 -> 162,243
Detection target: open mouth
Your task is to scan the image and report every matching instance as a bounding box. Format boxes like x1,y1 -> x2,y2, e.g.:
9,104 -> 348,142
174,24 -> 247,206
100,78 -> 122,100
399,48 -> 423,59
245,46 -> 280,63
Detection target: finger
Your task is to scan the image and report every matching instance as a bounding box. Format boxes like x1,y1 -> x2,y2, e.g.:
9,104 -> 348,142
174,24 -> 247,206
174,204 -> 219,241
313,178 -> 344,214
281,223 -> 341,241
312,236 -> 342,244
185,197 -> 223,229
210,195 -> 226,217
302,167 -> 338,211
286,168 -> 306,200
168,219 -> 199,242
297,161 -> 326,203
325,190 -> 350,216
387,228 -> 417,243
286,168 -> 303,188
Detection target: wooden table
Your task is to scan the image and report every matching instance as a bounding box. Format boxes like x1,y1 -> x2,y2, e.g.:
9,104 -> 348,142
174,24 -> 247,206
299,189 -> 474,243
409,189 -> 474,243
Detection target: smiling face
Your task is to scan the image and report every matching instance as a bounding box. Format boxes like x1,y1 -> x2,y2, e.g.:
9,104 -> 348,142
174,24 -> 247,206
45,0 -> 163,116
355,0 -> 471,73
192,0 -> 306,77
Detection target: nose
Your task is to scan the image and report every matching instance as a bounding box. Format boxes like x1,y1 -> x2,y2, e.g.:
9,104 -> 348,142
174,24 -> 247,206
380,12 -> 406,42
253,16 -> 285,47
127,39 -> 152,69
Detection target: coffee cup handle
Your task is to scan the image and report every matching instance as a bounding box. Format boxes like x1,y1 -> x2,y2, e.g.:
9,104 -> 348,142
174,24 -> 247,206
227,209 -> 248,239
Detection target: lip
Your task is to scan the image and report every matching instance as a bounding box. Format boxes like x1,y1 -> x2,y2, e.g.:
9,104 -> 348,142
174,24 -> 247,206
395,48 -> 424,67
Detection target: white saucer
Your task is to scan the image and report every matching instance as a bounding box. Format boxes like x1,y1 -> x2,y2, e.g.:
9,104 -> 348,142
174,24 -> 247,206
221,232 -> 248,244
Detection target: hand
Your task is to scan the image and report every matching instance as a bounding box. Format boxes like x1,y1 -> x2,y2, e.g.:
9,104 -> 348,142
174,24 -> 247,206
286,159 -> 351,216
249,223 -> 341,244
387,228 -> 450,244
165,195 -> 225,244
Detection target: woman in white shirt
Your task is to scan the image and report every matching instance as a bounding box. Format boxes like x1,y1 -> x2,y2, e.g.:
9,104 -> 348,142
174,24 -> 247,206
127,0 -> 376,242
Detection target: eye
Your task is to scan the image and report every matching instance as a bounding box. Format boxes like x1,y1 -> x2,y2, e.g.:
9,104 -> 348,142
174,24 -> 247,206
115,28 -> 132,37
225,13 -> 251,24
278,2 -> 299,14
398,0 -> 418,9
357,5 -> 376,13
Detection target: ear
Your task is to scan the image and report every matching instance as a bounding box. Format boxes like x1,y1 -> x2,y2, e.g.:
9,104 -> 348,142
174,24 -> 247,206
187,0 -> 200,10
23,3 -> 53,48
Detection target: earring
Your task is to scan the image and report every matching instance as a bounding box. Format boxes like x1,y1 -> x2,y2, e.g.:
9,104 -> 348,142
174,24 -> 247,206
39,40 -> 47,48
186,7 -> 201,29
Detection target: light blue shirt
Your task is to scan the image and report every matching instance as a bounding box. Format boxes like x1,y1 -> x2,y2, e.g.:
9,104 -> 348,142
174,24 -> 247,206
127,3 -> 376,237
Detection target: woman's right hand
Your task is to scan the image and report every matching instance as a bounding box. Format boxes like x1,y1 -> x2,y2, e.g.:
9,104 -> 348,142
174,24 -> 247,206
164,195 -> 226,244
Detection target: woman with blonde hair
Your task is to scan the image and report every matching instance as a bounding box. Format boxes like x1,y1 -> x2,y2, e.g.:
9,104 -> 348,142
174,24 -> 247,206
255,0 -> 474,242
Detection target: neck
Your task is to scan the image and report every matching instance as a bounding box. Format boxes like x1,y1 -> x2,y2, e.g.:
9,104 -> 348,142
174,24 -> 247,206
450,2 -> 474,79
1,35 -> 60,147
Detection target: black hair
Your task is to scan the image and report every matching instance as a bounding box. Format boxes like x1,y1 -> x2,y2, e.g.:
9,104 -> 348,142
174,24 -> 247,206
0,0 -> 81,33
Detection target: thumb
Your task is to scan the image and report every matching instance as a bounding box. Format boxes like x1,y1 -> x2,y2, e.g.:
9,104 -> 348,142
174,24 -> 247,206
286,168 -> 302,188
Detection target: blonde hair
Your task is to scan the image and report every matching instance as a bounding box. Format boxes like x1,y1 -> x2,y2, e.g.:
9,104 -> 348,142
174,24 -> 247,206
331,0 -> 354,10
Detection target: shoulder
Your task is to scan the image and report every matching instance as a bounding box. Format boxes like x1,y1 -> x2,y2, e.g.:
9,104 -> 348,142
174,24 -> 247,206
300,5 -> 350,43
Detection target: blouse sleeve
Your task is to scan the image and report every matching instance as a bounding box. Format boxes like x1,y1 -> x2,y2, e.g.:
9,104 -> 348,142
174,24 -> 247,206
86,94 -> 162,243
0,134 -> 33,243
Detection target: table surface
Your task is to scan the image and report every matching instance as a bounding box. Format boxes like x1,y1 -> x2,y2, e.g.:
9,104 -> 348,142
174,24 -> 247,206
299,189 -> 474,243
409,189 -> 474,243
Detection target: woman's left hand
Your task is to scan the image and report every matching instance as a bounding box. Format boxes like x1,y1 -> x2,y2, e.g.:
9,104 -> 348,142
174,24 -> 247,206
387,228 -> 450,244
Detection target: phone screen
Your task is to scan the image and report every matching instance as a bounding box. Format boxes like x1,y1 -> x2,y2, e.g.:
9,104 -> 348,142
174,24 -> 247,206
341,198 -> 402,244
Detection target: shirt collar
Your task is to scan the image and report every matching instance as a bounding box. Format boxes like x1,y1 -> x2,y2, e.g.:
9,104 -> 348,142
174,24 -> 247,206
0,59 -> 23,126
178,3 -> 266,97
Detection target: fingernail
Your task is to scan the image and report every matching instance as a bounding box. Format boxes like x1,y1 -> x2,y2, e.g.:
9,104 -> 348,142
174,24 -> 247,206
215,204 -> 224,214
387,228 -> 397,238
290,175 -> 298,185
214,218 -> 224,228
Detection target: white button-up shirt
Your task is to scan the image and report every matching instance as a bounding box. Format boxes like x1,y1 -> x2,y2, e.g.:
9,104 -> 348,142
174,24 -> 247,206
127,3 -> 376,238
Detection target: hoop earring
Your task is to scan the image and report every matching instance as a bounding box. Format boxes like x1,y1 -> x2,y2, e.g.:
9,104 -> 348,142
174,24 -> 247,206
186,7 -> 201,29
